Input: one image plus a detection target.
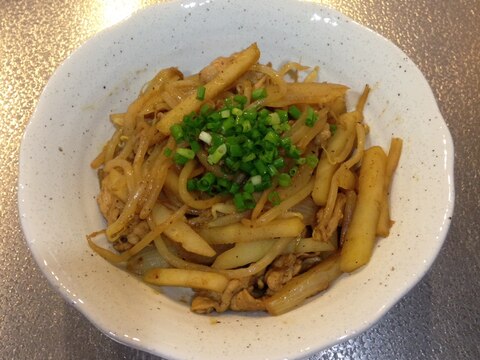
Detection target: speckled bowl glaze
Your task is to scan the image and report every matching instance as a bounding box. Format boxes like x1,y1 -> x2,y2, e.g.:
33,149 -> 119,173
18,0 -> 454,359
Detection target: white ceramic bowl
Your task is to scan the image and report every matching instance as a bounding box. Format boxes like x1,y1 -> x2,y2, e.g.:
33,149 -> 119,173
18,1 -> 454,359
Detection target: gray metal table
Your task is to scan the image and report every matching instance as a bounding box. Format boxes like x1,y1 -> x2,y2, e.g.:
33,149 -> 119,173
1,0 -> 479,359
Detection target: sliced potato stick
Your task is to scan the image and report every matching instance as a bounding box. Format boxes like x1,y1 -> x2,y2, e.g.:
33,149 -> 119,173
157,43 -> 261,134
197,217 -> 305,244
144,268 -> 229,293
152,204 -> 216,257
341,146 -> 387,272
377,138 -> 403,236
312,152 -> 339,206
212,239 -> 276,269
265,82 -> 348,107
285,237 -> 336,253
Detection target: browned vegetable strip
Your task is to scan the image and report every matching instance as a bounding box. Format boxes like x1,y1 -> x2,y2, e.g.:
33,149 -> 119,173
340,146 -> 387,272
264,253 -> 342,315
376,138 -> 403,236
144,268 -> 229,293
264,82 -> 348,107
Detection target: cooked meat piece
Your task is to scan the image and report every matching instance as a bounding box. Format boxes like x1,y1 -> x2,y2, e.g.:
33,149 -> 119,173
313,193 -> 346,242
265,254 -> 302,292
190,278 -> 251,314
113,235 -> 133,252
314,123 -> 332,148
97,185 -> 123,225
191,296 -> 218,314
230,289 -> 265,312
126,221 -> 150,245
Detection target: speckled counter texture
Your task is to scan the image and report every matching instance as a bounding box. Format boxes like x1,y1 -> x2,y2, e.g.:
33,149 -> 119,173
0,0 -> 479,359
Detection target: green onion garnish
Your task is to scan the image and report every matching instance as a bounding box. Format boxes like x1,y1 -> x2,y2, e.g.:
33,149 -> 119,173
306,154 -> 319,168
305,107 -> 317,127
196,86 -> 206,100
199,131 -> 212,145
288,105 -> 301,120
174,153 -> 189,165
288,166 -> 298,177
252,88 -> 267,100
198,172 -> 216,192
268,191 -> 281,206
163,148 -> 172,157
187,179 -> 197,191
176,148 -> 195,160
167,91 -> 321,210
233,193 -> 245,211
170,124 -> 184,142
207,143 -> 227,164
278,173 -> 292,187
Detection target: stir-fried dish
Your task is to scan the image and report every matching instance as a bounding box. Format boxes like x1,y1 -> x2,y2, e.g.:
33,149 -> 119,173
88,43 -> 402,315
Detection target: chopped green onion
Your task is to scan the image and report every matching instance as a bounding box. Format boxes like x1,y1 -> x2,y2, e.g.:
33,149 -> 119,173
242,153 -> 256,162
250,175 -> 262,186
278,173 -> 292,187
220,109 -> 231,118
176,148 -> 195,160
232,107 -> 243,116
196,86 -> 206,100
264,131 -> 280,145
174,153 -> 189,165
296,157 -> 306,165
273,157 -> 285,169
242,120 -> 252,133
276,110 -> 288,122
222,117 -> 235,132
200,103 -> 212,115
228,143 -> 243,157
229,182 -> 240,194
198,172 -> 216,192
217,178 -> 231,190
242,192 -> 256,209
330,124 -> 337,134
306,154 -> 319,168
280,137 -> 292,149
268,191 -> 281,206
190,140 -> 201,154
254,159 -> 267,176
252,88 -> 267,100
207,143 -> 227,164
211,133 -> 224,148
225,157 -> 240,171
233,193 -> 245,211
234,95 -> 247,106
163,148 -> 172,157
288,105 -> 302,120
267,164 -> 278,176
259,108 -> 270,119
305,107 -> 317,127
289,166 -> 298,177
187,179 -> 197,191
198,131 -> 212,145
243,181 -> 254,193
287,145 -> 301,159
170,124 -> 184,142
243,108 -> 257,121
267,112 -> 281,126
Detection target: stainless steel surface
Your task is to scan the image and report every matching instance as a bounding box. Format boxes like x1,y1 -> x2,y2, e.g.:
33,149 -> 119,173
1,0 -> 478,359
